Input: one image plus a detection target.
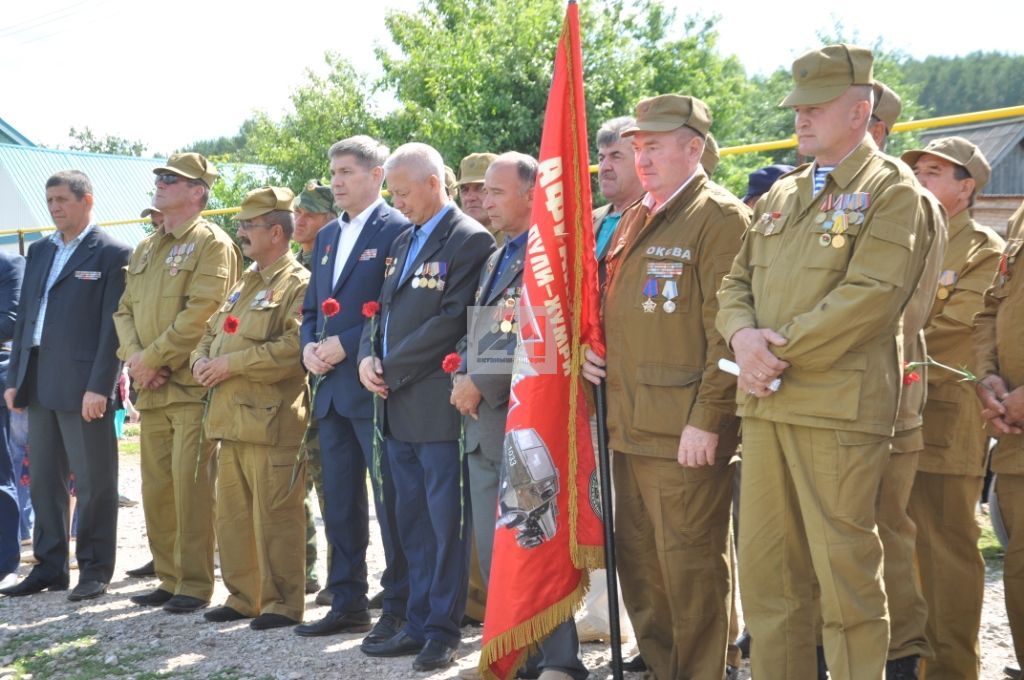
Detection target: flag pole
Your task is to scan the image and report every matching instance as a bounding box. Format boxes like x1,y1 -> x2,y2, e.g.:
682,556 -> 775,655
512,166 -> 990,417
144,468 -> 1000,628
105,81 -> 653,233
594,379 -> 623,679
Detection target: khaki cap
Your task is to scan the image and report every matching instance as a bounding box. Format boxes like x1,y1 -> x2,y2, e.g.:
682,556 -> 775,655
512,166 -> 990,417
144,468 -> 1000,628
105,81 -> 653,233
623,94 -> 712,137
701,132 -> 720,176
444,165 -> 457,194
234,186 -> 296,221
872,81 -> 902,130
296,180 -> 336,214
140,207 -> 162,218
153,152 -> 219,187
457,153 -> 497,186
781,44 -> 874,107
901,136 -> 991,192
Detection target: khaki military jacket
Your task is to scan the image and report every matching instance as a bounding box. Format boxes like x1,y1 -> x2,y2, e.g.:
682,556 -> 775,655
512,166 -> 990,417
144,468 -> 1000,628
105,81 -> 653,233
191,252 -> 309,447
717,139 -> 936,436
603,172 -> 747,459
114,215 -> 241,410
975,202 -> 1024,473
920,211 -> 1003,474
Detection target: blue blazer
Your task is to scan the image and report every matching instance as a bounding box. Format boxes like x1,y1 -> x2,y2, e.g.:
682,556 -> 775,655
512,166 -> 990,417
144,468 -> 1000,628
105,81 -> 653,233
301,201 -> 409,420
0,251 -> 26,387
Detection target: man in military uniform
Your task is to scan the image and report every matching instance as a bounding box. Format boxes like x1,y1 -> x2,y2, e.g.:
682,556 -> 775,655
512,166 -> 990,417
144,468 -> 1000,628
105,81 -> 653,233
191,187 -> 309,629
903,137 -> 1003,679
716,45 -> 935,680
456,152 -> 498,238
582,94 -> 747,680
291,180 -> 337,598
976,200 -> 1024,679
114,152 -> 242,613
869,81 -> 901,150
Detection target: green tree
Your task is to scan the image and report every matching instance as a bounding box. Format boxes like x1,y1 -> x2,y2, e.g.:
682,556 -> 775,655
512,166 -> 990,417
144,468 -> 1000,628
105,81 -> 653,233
67,126 -> 146,157
903,52 -> 1024,117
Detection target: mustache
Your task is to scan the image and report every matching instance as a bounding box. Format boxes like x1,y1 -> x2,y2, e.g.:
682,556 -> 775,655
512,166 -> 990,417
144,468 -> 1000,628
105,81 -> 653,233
239,238 -> 251,246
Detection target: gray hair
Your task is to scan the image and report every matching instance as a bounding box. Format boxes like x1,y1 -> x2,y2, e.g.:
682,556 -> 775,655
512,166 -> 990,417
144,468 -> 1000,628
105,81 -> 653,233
490,152 -> 538,192
46,170 -> 93,200
596,116 -> 636,148
328,135 -> 390,171
265,209 -> 295,239
383,142 -> 445,183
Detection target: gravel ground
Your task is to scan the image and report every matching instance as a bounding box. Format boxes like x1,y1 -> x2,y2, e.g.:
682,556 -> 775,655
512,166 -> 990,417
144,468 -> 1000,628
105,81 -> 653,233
0,445 -> 1016,679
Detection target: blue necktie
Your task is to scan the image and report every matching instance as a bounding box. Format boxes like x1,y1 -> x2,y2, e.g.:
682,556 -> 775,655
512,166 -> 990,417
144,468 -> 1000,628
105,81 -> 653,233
400,228 -> 425,282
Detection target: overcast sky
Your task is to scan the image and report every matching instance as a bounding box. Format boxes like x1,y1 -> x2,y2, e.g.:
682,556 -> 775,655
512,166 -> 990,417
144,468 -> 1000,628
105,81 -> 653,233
3,0 -> 1020,155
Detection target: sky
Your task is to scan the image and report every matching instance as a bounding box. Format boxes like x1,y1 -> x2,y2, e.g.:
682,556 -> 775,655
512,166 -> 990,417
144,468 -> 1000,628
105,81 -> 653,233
2,0 -> 1021,156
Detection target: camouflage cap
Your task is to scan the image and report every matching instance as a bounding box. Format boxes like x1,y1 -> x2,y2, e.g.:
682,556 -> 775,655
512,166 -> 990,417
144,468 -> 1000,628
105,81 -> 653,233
781,44 -> 874,107
701,132 -> 720,176
234,186 -> 296,221
622,94 -> 712,137
901,136 -> 991,192
153,152 -> 219,187
296,180 -> 336,214
140,207 -> 162,218
872,81 -> 902,130
457,153 -> 497,186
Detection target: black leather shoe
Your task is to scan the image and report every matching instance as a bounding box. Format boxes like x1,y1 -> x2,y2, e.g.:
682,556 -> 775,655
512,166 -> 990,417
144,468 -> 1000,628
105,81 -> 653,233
412,639 -> 456,671
886,655 -> 918,680
305,579 -> 319,595
314,589 -> 333,607
725,664 -> 739,680
364,612 -> 405,644
295,609 -> 372,637
125,561 -> 156,578
361,630 -> 423,657
68,580 -> 107,601
460,614 -> 483,627
621,654 -> 646,672
0,574 -> 69,597
131,588 -> 173,606
367,590 -> 384,609
735,629 -> 751,659
251,613 -> 299,630
204,606 -> 249,623
1005,666 -> 1022,679
162,594 -> 208,613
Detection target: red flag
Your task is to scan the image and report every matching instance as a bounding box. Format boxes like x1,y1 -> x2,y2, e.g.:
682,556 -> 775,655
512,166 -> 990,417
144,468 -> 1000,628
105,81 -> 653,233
480,3 -> 605,679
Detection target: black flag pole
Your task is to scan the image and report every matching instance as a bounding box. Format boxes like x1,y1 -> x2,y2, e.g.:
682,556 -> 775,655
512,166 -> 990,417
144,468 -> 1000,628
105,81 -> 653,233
594,380 -> 623,680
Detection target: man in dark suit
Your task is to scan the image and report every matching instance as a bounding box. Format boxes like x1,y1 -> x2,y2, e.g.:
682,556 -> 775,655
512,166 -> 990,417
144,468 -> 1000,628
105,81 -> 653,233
0,250 -> 25,589
451,153 -> 588,680
358,142 -> 495,672
1,170 -> 131,601
295,136 -> 410,639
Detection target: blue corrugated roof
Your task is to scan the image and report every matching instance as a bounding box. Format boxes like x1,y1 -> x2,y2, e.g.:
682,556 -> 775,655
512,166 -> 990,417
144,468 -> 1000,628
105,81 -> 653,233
0,118 -> 33,147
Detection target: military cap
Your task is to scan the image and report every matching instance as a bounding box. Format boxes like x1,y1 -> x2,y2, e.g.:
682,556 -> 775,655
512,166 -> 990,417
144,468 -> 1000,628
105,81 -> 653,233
743,165 -> 796,203
901,136 -> 991,192
871,82 -> 902,130
296,180 -> 336,214
781,44 -> 874,107
153,152 -> 219,188
623,94 -> 712,137
457,153 -> 497,186
701,133 -> 720,176
234,186 -> 296,221
140,207 -> 162,218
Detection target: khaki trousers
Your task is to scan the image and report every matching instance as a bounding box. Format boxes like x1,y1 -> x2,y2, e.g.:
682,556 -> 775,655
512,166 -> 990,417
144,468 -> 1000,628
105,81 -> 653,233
739,418 -> 889,680
614,451 -> 734,680
139,402 -> 216,600
907,471 -> 985,679
217,440 -> 306,622
998,473 -> 1024,667
876,449 -> 931,661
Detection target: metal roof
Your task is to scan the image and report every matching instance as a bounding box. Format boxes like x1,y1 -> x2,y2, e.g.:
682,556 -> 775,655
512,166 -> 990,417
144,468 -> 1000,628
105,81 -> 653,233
0,118 -> 34,147
920,117 -> 1024,168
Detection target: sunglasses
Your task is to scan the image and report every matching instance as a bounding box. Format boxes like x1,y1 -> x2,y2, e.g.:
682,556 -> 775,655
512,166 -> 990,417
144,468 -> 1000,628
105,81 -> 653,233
155,173 -> 185,186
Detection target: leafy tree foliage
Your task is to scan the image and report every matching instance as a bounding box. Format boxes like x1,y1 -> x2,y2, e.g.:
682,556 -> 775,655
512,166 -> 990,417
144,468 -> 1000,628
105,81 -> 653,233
903,52 -> 1024,117
67,126 -> 145,157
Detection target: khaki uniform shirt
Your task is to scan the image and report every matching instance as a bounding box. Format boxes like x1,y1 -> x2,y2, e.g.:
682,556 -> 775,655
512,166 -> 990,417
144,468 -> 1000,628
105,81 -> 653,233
717,140 -> 936,436
191,252 -> 309,447
603,172 -> 747,458
920,211 -> 1003,474
974,202 -> 1024,473
114,215 -> 242,410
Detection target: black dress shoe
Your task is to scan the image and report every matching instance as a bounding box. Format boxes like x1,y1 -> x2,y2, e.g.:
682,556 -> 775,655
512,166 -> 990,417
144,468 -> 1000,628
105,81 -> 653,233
162,594 -> 208,613
68,580 -> 107,601
1005,666 -> 1022,679
131,588 -> 173,606
367,590 -> 384,609
412,639 -> 456,671
886,654 -> 918,680
364,612 -> 405,644
621,654 -> 647,672
251,613 -> 299,630
305,579 -> 319,595
735,629 -> 751,658
314,589 -> 333,607
204,606 -> 249,623
0,574 -> 69,597
460,614 -> 483,627
125,560 -> 156,578
360,630 -> 424,657
295,609 -> 371,637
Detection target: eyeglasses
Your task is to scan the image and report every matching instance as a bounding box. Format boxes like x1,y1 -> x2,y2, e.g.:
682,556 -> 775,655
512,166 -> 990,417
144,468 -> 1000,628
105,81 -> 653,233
236,220 -> 274,232
154,173 -> 184,186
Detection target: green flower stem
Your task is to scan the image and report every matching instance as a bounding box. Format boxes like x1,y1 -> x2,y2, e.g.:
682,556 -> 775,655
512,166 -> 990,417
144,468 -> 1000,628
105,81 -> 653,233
194,389 -> 213,483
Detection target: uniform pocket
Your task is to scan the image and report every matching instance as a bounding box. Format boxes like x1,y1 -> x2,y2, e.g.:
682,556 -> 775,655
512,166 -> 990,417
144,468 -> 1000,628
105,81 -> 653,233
234,392 -> 281,445
632,363 -> 702,437
241,306 -> 278,341
783,352 -> 867,421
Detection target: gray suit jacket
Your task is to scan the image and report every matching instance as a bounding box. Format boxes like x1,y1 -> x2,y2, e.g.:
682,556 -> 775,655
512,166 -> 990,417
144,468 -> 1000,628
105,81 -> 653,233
359,205 -> 495,442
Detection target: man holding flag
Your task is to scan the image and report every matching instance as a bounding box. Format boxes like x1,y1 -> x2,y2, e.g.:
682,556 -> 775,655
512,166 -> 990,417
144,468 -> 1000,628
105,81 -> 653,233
583,94 -> 748,680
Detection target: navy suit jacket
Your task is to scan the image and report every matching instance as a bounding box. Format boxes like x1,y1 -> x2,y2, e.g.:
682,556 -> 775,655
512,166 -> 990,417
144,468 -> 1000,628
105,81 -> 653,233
0,251 -> 26,387
301,201 -> 409,420
7,228 -> 131,412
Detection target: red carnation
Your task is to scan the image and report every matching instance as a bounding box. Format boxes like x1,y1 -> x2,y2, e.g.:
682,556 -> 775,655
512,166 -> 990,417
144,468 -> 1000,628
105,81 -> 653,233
902,371 -> 921,386
442,352 -> 462,374
362,300 -> 381,318
223,315 -> 240,334
322,298 -> 341,317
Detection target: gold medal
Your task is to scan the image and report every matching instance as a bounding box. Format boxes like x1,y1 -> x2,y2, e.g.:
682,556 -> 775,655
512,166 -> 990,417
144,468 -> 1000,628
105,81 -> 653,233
937,287 -> 949,300
831,234 -> 846,249
818,233 -> 832,247
427,278 -> 437,289
500,320 -> 513,333
173,255 -> 183,264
